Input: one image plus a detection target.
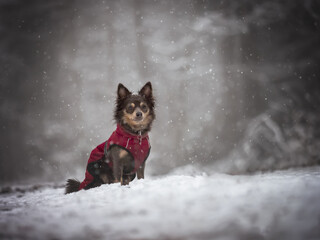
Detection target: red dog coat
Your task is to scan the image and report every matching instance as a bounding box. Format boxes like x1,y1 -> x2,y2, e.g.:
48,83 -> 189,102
79,124 -> 151,190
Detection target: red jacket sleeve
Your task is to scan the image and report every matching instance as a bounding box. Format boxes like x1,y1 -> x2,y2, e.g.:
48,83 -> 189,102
79,142 -> 106,190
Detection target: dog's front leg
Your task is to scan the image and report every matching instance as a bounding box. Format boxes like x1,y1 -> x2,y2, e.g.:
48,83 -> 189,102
137,162 -> 145,179
112,157 -> 123,183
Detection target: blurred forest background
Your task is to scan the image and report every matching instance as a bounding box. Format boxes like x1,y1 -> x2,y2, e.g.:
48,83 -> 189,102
0,0 -> 319,183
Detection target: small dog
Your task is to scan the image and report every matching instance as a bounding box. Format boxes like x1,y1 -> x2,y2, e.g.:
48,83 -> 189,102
65,82 -> 155,194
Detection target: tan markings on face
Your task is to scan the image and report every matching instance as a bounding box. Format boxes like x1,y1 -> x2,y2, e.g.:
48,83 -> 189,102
140,102 -> 148,112
119,149 -> 128,158
123,110 -> 153,131
124,106 -> 149,121
125,103 -> 136,114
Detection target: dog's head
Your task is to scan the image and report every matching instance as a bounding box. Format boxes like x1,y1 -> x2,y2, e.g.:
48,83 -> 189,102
114,82 -> 155,135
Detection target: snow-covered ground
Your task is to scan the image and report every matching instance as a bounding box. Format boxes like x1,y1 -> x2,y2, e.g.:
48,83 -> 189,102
1,167 -> 320,240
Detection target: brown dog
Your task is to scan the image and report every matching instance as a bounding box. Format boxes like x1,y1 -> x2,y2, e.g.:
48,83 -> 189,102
65,82 -> 155,193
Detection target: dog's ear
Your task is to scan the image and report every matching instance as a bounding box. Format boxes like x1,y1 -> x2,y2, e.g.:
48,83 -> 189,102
117,83 -> 131,99
139,82 -> 153,99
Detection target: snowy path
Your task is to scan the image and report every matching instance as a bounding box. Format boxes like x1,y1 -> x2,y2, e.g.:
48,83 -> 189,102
1,167 -> 320,240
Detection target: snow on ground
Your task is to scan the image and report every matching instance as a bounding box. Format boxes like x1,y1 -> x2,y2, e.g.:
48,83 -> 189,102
1,167 -> 320,240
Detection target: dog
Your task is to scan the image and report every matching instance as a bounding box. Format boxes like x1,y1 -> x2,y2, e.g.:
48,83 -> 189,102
65,82 -> 155,194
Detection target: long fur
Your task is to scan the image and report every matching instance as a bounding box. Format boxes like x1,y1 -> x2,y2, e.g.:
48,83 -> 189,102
65,82 -> 155,194
114,82 -> 155,135
65,179 -> 81,194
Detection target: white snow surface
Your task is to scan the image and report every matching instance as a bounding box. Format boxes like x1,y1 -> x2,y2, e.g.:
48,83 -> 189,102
1,167 -> 320,240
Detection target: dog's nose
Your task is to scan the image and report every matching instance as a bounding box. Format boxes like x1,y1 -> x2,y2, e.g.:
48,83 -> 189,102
136,112 -> 142,118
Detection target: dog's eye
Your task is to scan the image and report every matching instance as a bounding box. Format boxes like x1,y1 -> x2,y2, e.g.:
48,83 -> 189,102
141,104 -> 148,112
126,105 -> 134,113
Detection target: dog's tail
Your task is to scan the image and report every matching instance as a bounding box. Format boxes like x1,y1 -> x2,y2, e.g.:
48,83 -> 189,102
65,179 -> 81,194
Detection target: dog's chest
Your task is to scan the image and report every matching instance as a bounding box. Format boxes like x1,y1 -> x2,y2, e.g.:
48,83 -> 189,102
107,130 -> 150,172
